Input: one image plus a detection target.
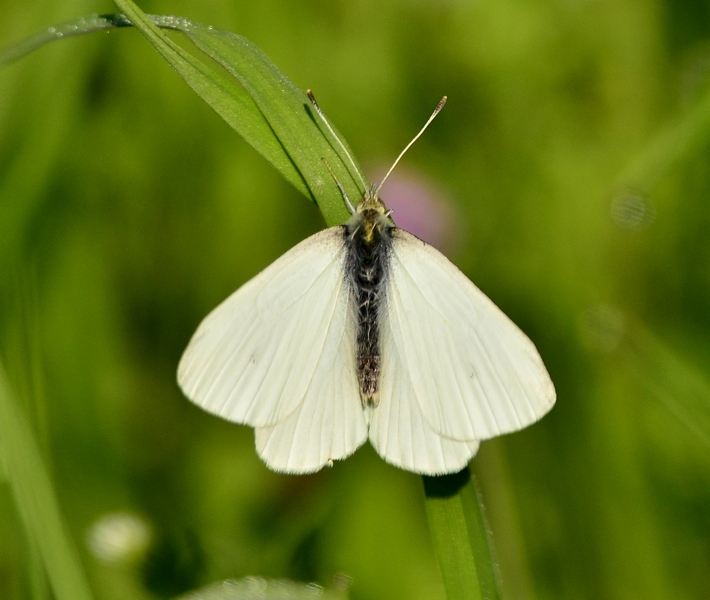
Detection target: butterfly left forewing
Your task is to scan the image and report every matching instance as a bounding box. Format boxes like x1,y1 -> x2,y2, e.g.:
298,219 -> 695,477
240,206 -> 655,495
384,229 -> 556,442
178,228 -> 361,430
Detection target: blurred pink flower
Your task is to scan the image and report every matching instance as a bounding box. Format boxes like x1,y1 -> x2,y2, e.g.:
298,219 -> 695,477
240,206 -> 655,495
369,167 -> 454,251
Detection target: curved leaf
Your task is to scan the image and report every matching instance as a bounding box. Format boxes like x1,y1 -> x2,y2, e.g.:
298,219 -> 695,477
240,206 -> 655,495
1,6 -> 364,225
109,1 -> 362,226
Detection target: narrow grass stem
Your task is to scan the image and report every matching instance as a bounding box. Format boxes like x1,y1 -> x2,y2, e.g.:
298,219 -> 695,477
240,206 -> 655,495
423,468 -> 501,600
0,363 -> 94,600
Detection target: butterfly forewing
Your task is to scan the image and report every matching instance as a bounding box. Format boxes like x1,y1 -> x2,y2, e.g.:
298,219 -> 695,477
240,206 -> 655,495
383,229 -> 556,442
178,228 -> 362,431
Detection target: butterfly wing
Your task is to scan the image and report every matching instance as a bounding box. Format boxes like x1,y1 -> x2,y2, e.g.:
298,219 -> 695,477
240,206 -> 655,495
178,227 -> 366,466
381,229 -> 556,444
369,315 -> 480,474
253,298 -> 366,473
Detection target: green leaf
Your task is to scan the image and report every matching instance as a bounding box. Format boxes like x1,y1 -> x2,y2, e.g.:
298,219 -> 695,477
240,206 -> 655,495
173,18 -> 365,226
0,14 -> 116,64
0,363 -> 94,600
1,6 -> 365,226
423,468 -> 501,600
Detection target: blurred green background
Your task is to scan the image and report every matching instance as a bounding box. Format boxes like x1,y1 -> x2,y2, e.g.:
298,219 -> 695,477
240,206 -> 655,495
2,0 -> 710,599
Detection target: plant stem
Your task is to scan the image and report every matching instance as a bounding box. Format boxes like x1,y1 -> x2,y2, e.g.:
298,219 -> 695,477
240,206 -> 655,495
423,467 -> 501,600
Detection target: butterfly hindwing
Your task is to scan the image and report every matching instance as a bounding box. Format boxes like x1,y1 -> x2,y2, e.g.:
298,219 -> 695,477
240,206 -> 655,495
370,310 -> 480,474
253,274 -> 367,473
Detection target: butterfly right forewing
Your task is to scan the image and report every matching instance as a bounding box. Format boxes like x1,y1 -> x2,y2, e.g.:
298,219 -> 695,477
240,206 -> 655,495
382,229 -> 556,443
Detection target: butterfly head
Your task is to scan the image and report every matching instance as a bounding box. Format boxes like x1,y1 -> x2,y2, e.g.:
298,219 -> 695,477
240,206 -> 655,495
357,185 -> 388,214
348,188 -> 394,242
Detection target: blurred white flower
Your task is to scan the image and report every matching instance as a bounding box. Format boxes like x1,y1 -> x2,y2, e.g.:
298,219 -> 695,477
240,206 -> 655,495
175,576 -> 349,599
86,512 -> 152,565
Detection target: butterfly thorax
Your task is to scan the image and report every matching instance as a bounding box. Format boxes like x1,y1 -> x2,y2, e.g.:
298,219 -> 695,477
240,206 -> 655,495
344,196 -> 394,408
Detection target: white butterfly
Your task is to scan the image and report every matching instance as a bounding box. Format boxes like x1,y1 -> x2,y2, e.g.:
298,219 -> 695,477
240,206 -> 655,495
178,97 -> 555,475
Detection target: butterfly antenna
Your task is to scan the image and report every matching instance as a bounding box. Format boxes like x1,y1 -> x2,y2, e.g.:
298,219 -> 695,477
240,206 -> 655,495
307,90 -> 368,192
322,158 -> 356,214
374,96 -> 447,197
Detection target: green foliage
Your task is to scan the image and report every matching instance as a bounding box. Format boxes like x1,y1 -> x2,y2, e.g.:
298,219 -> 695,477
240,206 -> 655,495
0,363 -> 94,600
105,3 -> 361,225
424,470 -> 500,600
174,577 -> 349,599
2,4 -> 498,595
2,0 -> 710,599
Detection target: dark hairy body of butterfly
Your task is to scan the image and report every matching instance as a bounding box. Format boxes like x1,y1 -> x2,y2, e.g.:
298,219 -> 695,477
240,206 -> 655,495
344,208 -> 394,408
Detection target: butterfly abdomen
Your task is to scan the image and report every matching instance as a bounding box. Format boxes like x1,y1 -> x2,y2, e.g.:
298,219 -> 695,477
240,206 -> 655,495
345,207 -> 394,408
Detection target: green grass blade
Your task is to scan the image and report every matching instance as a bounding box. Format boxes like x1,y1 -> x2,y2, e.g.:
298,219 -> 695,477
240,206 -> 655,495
0,15 -> 117,64
624,326 -> 710,445
0,13 -> 279,189
0,362 -> 94,600
423,469 -> 501,600
108,3 -> 317,204
2,8 -> 362,219
110,1 -> 360,225
170,18 -> 363,226
616,78 -> 710,193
